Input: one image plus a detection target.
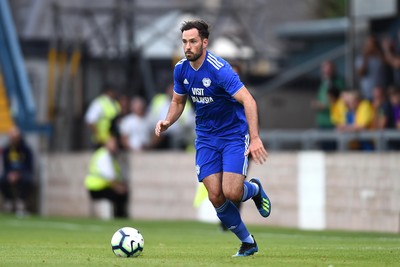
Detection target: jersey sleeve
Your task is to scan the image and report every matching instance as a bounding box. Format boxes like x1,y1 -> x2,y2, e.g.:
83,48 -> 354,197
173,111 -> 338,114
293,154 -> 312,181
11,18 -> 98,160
173,65 -> 187,95
218,64 -> 244,96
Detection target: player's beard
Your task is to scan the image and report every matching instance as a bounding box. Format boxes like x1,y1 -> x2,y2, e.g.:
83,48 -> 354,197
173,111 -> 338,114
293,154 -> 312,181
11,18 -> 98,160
185,45 -> 203,62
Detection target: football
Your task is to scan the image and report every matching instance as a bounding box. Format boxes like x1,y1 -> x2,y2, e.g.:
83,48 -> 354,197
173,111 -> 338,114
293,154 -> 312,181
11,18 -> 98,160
111,227 -> 144,257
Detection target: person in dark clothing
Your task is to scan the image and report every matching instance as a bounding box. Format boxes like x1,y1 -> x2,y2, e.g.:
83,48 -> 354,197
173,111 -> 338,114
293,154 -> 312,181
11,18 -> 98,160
0,127 -> 34,216
371,86 -> 395,129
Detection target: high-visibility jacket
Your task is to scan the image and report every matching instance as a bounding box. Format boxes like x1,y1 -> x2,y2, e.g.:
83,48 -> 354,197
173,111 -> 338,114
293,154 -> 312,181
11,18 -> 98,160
85,147 -> 121,191
94,95 -> 120,144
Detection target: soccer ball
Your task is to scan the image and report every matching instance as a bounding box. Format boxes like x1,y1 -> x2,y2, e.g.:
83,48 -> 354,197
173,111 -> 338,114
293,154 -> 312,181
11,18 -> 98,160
111,227 -> 144,257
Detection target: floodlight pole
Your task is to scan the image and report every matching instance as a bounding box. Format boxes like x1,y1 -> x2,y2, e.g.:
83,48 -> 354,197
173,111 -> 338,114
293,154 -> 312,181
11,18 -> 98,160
346,0 -> 356,89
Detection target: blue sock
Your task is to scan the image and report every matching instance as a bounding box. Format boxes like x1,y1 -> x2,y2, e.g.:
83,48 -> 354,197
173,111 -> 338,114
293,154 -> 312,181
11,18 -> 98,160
241,181 -> 259,202
216,200 -> 253,243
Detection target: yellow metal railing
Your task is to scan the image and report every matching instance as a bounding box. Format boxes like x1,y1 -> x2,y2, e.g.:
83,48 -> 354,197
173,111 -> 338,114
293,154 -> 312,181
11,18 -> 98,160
0,72 -> 14,133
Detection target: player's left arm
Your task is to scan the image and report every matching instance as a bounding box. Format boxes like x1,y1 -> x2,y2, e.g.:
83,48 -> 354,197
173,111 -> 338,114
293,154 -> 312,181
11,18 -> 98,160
233,87 -> 268,164
155,92 -> 187,136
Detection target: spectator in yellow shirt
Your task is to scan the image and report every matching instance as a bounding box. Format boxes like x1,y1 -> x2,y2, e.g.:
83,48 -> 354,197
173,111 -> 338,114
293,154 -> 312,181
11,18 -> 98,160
338,90 -> 374,150
327,87 -> 347,127
338,90 -> 374,132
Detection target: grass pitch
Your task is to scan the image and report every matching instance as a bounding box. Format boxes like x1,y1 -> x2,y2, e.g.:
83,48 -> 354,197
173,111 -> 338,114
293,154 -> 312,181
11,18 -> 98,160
0,214 -> 399,267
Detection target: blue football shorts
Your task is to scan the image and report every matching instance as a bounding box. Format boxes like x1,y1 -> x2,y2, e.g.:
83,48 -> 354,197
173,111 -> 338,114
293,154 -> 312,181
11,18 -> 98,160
195,134 -> 249,181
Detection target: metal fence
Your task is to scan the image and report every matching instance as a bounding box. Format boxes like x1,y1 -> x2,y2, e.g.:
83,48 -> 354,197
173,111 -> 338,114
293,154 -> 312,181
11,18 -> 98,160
261,129 -> 400,151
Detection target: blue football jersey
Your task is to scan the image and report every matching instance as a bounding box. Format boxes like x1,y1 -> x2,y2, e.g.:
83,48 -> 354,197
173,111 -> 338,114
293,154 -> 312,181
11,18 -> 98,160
174,51 -> 247,137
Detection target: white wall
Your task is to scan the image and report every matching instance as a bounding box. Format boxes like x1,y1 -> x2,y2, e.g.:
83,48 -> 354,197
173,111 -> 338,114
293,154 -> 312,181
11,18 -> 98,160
40,151 -> 400,233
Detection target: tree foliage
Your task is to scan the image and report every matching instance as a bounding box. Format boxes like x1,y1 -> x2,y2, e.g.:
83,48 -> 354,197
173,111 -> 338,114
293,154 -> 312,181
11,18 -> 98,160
312,0 -> 347,18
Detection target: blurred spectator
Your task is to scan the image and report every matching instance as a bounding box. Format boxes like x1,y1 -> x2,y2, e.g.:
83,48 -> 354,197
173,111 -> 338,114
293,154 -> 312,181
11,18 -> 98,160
371,86 -> 395,129
311,61 -> 345,151
338,90 -> 374,132
85,84 -> 121,148
382,34 -> 400,86
338,91 -> 374,150
110,94 -> 130,149
120,96 -> 152,151
356,36 -> 389,101
148,83 -> 195,150
84,136 -> 128,218
311,60 -> 345,129
388,86 -> 400,129
0,127 -> 34,216
387,86 -> 400,150
328,87 -> 347,127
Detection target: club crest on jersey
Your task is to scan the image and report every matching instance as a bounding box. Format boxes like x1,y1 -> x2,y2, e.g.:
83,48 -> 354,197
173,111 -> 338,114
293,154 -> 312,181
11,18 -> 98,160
202,78 -> 211,88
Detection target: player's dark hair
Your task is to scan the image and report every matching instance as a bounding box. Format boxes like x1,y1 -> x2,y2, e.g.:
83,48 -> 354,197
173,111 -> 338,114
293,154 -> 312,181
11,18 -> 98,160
180,20 -> 210,39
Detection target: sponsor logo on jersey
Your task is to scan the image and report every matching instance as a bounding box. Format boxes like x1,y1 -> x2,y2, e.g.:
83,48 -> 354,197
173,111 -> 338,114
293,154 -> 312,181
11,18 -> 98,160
191,87 -> 214,104
184,78 -> 189,84
191,96 -> 214,104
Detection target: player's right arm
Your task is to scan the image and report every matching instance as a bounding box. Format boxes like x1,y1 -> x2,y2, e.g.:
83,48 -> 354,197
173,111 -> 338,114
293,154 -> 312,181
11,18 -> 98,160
155,92 -> 187,136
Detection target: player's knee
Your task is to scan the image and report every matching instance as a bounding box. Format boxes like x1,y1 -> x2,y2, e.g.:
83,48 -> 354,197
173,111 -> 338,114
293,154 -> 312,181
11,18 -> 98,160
223,190 -> 242,203
208,192 -> 225,207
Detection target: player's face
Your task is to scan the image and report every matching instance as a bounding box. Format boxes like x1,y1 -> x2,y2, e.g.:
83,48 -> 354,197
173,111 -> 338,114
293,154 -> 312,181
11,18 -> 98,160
182,28 -> 207,62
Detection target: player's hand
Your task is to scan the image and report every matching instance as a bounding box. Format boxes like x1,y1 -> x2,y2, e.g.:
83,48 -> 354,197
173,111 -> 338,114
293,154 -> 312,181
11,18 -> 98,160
245,137 -> 268,165
155,120 -> 171,137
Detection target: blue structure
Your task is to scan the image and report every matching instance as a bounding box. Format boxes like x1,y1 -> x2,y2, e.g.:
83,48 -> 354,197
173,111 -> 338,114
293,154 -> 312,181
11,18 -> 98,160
0,0 -> 51,135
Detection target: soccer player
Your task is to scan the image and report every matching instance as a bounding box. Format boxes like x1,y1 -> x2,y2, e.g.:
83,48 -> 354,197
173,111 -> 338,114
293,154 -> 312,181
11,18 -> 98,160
155,20 -> 271,257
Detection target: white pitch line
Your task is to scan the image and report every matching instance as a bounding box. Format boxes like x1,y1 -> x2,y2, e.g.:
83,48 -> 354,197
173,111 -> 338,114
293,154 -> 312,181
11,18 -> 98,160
255,232 -> 400,243
3,219 -> 105,232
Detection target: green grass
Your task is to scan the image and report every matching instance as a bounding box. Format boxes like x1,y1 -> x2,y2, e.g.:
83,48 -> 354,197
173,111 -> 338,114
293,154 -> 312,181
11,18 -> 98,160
0,214 -> 399,267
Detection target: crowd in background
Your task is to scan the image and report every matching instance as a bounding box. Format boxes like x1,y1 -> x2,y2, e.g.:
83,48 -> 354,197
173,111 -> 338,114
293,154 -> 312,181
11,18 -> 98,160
84,83 -> 195,153
82,83 -> 195,217
311,34 -> 400,150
